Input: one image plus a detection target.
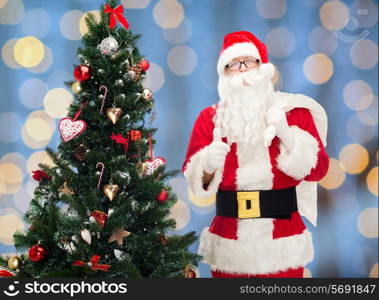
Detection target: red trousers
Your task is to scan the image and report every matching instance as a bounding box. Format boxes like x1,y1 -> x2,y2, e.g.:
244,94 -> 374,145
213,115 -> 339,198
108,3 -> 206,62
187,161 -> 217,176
211,267 -> 304,278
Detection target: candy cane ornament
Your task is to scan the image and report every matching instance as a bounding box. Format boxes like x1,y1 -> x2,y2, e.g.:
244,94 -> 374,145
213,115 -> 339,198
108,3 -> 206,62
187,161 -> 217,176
99,85 -> 108,113
96,162 -> 105,189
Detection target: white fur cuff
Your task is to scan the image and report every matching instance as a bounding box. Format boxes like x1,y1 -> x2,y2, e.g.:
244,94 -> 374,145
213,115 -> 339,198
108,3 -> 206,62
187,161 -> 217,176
183,147 -> 223,198
198,226 -> 314,275
276,125 -> 319,181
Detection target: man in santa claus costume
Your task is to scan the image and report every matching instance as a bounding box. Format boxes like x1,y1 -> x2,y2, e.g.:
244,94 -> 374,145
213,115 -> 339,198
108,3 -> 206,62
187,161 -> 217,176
182,31 -> 330,278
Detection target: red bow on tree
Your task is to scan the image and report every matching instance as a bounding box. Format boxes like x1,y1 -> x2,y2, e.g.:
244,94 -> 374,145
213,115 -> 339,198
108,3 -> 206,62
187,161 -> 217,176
104,4 -> 130,29
111,132 -> 129,152
32,170 -> 51,181
72,255 -> 111,272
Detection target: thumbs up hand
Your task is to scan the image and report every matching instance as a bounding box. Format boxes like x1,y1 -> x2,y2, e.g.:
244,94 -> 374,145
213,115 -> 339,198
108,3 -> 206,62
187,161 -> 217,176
203,128 -> 231,174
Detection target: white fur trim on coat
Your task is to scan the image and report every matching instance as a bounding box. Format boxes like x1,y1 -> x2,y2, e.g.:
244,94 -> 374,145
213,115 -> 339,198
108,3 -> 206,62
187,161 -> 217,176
276,125 -> 319,181
198,218 -> 314,275
183,147 -> 223,198
217,42 -> 261,75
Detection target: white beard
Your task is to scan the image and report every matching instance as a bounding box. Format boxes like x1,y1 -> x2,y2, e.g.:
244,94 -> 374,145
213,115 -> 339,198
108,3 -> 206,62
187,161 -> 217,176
214,68 -> 275,145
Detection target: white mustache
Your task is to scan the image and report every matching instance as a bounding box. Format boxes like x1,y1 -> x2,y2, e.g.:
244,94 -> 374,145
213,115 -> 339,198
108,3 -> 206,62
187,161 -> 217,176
229,69 -> 265,88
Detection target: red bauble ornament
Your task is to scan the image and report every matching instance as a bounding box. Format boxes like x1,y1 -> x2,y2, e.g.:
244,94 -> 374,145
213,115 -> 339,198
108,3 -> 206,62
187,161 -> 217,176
91,210 -> 108,228
73,65 -> 91,82
139,59 -> 150,71
185,268 -> 197,278
156,189 -> 168,203
29,244 -> 47,262
129,130 -> 141,141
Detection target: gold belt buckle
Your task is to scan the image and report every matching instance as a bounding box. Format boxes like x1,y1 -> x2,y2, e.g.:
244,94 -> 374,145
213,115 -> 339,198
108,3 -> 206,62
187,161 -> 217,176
237,191 -> 261,218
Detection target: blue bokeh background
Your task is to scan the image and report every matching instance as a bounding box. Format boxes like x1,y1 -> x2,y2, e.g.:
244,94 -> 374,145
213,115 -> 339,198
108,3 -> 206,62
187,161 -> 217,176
0,0 -> 378,278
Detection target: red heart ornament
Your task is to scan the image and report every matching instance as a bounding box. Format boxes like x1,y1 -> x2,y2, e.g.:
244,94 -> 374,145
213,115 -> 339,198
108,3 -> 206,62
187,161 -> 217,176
144,157 -> 166,176
58,117 -> 87,142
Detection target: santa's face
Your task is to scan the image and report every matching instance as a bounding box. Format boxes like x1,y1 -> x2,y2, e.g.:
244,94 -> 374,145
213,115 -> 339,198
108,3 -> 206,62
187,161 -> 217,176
214,56 -> 275,145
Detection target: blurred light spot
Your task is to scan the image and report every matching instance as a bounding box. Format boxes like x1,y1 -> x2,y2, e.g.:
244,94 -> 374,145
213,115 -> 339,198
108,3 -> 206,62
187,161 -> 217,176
357,95 -> 378,125
351,0 -> 378,28
21,9 -> 50,38
21,110 -> 55,149
153,0 -> 184,29
303,268 -> 312,278
26,151 -> 55,175
0,112 -> 22,143
25,118 -> 52,141
0,214 -> 24,245
320,1 -> 349,30
346,114 -> 376,143
303,53 -> 333,84
60,10 -> 83,40
79,10 -> 101,36
0,153 -> 27,196
13,36 -> 45,68
367,167 -> 378,196
256,0 -> 286,19
357,207 -> 378,238
167,45 -> 197,75
28,45 -> 53,74
1,39 -> 21,69
350,39 -> 378,70
309,26 -> 338,55
0,163 -> 23,184
162,17 -> 192,44
319,158 -> 346,190
19,78 -> 48,109
0,0 -> 8,9
265,27 -> 295,58
43,88 -> 73,118
369,263 -> 378,278
0,0 -> 24,25
343,80 -> 373,111
169,199 -> 190,230
0,152 -> 27,174
188,188 -> 215,207
339,144 -> 369,174
142,62 -> 165,92
121,0 -> 151,8
0,179 -> 5,194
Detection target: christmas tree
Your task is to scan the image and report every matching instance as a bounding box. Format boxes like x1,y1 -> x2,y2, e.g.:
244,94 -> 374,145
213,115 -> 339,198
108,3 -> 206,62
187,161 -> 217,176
0,0 -> 200,278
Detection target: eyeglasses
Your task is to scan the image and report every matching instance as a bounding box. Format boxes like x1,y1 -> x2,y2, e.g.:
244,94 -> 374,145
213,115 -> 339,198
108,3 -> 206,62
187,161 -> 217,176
225,58 -> 260,71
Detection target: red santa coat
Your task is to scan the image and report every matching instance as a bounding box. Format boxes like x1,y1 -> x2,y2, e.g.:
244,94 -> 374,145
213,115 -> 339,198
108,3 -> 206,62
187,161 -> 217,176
182,92 -> 329,276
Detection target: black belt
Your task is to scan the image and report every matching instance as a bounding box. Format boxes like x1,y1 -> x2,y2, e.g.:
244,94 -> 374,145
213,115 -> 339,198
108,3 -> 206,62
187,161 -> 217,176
216,187 -> 297,219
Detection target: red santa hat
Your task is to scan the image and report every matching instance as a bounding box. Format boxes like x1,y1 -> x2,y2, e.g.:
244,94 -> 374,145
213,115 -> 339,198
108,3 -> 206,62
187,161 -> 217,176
217,31 -> 275,78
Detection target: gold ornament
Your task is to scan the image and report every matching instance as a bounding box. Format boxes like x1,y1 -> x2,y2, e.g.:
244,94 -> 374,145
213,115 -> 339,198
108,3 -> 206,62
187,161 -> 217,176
58,182 -> 75,195
8,256 -> 22,270
136,162 -> 147,177
71,81 -> 82,94
106,107 -> 123,124
108,228 -> 131,246
103,184 -> 120,201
